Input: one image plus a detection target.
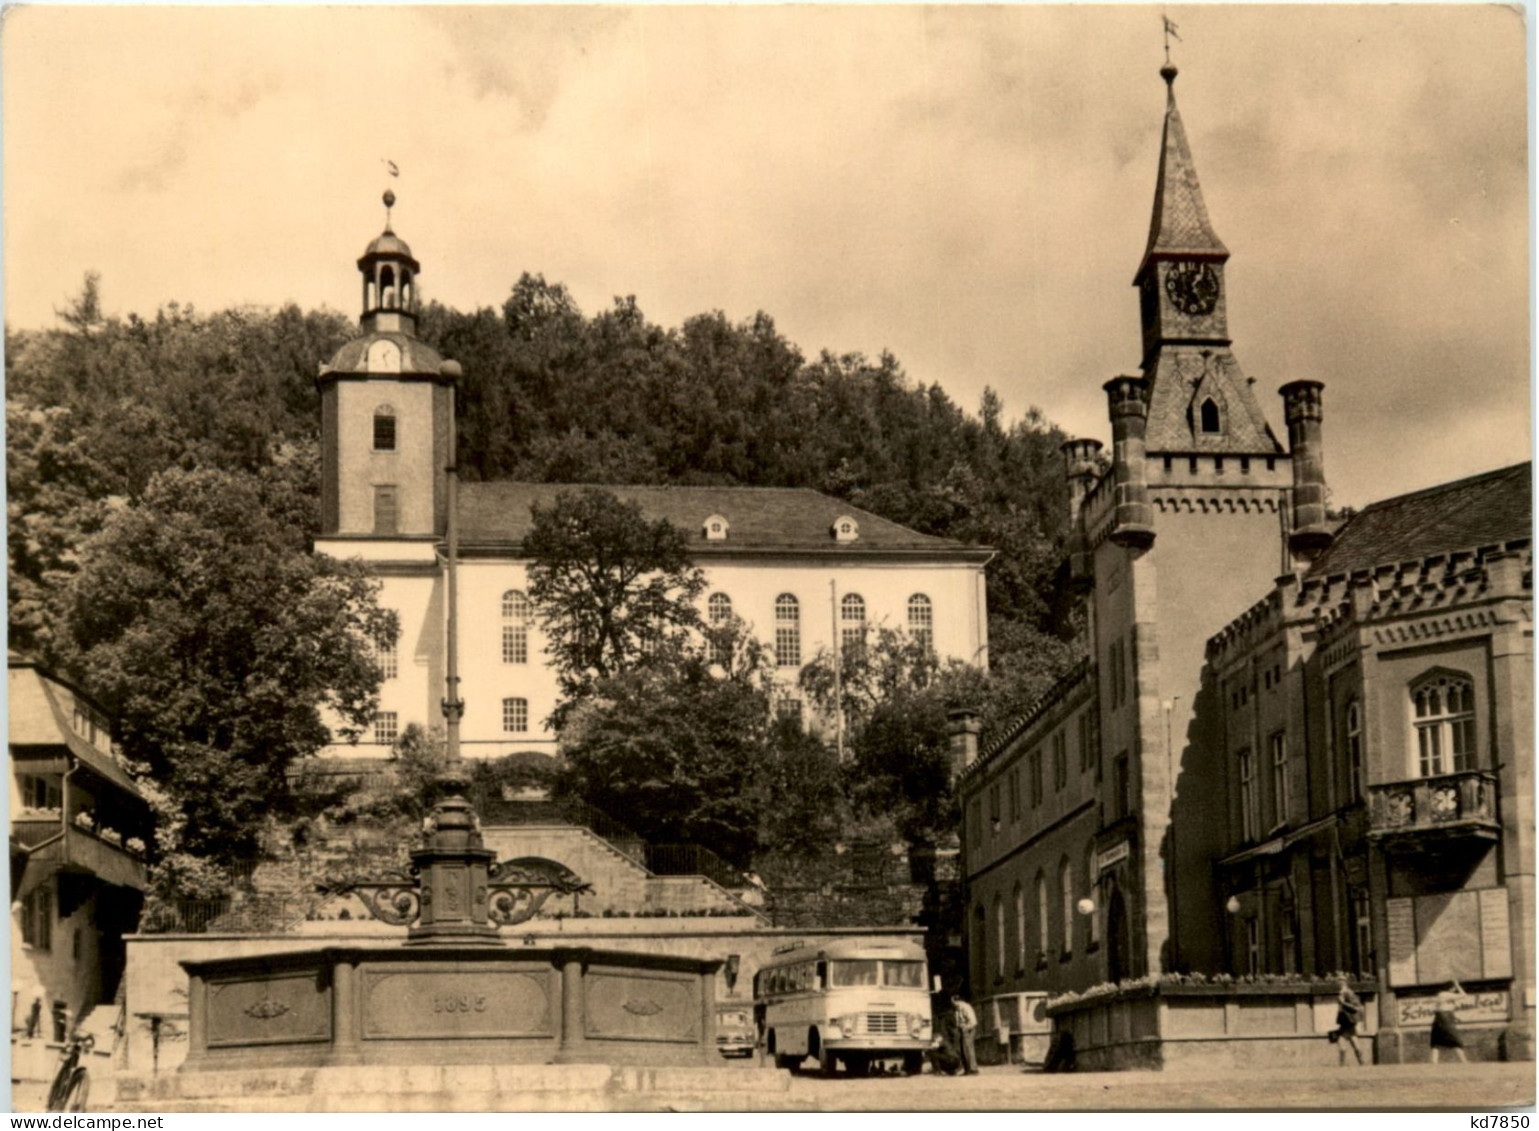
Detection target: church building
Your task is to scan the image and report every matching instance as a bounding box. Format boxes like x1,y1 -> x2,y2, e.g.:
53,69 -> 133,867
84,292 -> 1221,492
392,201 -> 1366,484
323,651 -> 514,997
955,61 -> 1533,1065
312,199 -> 992,761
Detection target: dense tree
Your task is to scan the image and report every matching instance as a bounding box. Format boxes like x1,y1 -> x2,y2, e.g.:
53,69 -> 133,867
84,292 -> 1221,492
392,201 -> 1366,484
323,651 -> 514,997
524,488 -> 707,722
555,639 -> 774,868
56,464 -> 395,868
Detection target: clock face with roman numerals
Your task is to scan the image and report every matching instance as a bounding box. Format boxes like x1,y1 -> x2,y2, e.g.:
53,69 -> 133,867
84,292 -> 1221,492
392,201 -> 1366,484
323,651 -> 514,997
1164,260 -> 1220,317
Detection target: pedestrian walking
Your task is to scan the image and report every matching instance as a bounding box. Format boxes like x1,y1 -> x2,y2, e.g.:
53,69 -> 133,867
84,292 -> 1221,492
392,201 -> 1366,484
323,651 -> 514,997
1430,980 -> 1469,1064
951,993 -> 980,1075
1328,977 -> 1366,1066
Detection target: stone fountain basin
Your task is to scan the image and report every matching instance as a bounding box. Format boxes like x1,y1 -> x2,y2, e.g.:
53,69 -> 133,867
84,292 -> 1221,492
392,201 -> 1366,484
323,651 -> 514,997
181,944 -> 724,1070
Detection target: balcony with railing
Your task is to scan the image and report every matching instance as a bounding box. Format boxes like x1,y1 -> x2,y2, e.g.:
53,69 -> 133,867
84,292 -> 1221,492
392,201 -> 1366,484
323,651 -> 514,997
1367,770 -> 1500,851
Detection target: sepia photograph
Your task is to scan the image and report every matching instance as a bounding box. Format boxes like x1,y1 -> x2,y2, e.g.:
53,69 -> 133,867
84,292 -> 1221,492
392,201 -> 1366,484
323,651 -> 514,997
3,3 -> 1533,1115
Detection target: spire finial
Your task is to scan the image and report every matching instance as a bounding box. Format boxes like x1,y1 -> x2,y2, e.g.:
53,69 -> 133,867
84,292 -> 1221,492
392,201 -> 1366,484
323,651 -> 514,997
1161,13 -> 1181,83
381,158 -> 400,231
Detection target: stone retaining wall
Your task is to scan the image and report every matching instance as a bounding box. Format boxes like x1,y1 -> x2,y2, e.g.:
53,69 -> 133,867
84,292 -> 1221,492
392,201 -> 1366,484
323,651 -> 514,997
1046,983 -> 1381,1071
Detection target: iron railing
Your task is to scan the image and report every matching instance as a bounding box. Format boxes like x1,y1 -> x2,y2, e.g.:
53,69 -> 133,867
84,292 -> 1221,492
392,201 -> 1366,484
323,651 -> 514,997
645,844 -> 749,891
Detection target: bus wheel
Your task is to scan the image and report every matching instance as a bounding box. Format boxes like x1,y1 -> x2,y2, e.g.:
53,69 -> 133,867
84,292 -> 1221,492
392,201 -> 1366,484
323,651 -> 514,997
902,1052 -> 924,1077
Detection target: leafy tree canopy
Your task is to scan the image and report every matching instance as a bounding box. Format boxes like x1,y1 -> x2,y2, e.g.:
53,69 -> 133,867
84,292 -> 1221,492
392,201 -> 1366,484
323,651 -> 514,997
525,487 -> 707,723
555,629 -> 773,869
56,463 -> 395,868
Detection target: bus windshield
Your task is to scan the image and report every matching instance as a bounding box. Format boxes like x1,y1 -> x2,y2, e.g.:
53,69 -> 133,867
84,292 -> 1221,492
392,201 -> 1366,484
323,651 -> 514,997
829,961 -> 880,986
828,959 -> 926,988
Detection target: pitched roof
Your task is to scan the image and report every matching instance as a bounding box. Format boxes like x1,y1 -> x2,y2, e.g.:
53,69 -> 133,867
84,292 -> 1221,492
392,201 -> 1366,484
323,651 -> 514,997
457,482 -> 985,556
1137,74 -> 1229,280
1143,347 -> 1283,455
1308,462 -> 1532,578
7,656 -> 143,798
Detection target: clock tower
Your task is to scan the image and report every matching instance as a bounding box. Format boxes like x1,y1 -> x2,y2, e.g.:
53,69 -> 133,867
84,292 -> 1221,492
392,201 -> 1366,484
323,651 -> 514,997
1133,63 -> 1278,457
318,191 -> 460,539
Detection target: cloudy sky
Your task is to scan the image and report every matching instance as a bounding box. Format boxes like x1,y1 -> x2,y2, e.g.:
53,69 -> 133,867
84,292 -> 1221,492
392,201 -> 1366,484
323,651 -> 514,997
4,5 -> 1528,508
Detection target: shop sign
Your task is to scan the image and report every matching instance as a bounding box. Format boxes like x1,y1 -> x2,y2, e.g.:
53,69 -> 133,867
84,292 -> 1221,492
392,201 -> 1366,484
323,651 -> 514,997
1396,989 -> 1509,1028
1096,842 -> 1129,873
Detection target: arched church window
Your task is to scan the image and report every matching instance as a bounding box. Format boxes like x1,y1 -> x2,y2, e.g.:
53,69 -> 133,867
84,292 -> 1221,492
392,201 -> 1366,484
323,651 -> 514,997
840,593 -> 866,655
1200,398 -> 1221,434
908,594 -> 933,650
774,594 -> 801,668
502,590 -> 531,665
373,405 -> 396,451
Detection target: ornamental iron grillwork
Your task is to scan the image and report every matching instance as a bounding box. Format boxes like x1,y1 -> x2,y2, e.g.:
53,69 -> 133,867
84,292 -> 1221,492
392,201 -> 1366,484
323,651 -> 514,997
345,779 -> 591,945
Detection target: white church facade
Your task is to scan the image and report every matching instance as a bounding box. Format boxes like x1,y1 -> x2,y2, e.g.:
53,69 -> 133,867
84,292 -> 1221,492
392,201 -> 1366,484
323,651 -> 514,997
314,210 -> 991,759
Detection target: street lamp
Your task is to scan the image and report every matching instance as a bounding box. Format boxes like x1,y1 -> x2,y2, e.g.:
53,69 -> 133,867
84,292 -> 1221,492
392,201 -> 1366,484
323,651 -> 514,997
1225,895 -> 1242,915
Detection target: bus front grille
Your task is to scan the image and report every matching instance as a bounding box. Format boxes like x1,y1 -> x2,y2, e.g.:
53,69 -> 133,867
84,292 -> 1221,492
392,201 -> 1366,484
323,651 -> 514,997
863,1013 -> 899,1034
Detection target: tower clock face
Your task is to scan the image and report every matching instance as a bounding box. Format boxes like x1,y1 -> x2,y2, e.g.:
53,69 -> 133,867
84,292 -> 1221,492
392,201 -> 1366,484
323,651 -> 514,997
1164,260 -> 1220,317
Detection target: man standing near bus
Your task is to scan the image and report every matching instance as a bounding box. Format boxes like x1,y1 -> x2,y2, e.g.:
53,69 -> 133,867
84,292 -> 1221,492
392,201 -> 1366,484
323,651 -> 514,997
950,993 -> 980,1075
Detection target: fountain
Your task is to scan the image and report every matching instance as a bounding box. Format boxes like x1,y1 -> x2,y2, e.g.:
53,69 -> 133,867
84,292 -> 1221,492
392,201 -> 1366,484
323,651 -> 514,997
175,777 -> 727,1070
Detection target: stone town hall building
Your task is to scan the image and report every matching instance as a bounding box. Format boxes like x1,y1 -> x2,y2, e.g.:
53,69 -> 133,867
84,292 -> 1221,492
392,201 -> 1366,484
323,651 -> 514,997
955,62 -> 1532,1063
313,207 -> 991,761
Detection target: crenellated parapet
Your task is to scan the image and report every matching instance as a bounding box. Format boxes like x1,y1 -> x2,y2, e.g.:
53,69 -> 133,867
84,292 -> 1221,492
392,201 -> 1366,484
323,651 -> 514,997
1208,539 -> 1532,662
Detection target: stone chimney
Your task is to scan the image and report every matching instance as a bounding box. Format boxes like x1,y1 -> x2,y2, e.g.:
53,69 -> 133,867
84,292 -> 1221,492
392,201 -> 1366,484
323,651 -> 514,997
1061,438 -> 1103,587
947,709 -> 982,780
1103,376 -> 1156,550
1280,380 -> 1331,565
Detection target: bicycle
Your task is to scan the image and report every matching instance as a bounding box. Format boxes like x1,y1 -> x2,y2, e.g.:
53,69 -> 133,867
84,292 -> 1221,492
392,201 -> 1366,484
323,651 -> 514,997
45,1032 -> 94,1113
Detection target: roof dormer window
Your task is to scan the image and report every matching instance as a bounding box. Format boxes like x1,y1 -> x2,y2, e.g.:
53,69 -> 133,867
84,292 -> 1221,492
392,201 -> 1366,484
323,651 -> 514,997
1200,397 -> 1221,434
833,515 -> 859,542
703,514 -> 729,541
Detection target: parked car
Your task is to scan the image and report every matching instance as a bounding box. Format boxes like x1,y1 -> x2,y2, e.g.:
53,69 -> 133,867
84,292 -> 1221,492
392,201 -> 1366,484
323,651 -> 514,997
715,1005 -> 756,1058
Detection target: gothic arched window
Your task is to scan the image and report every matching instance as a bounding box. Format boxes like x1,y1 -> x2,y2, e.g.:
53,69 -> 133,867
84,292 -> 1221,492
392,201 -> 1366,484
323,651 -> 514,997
1035,871 -> 1050,959
1412,671 -> 1476,776
1060,856 -> 1074,956
1200,397 -> 1221,434
994,894 -> 1006,980
1086,841 -> 1101,947
1014,883 -> 1027,973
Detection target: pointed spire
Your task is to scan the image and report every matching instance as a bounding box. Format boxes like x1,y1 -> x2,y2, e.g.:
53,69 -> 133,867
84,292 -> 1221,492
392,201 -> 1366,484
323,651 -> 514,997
1136,64 -> 1228,282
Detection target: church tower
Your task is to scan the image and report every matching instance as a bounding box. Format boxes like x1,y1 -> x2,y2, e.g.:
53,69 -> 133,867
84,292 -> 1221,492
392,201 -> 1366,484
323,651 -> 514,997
1058,61 -> 1332,982
318,191 -> 460,538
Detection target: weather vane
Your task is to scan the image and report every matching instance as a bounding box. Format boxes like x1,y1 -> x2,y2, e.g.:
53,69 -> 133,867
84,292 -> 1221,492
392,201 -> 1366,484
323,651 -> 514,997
1162,13 -> 1181,66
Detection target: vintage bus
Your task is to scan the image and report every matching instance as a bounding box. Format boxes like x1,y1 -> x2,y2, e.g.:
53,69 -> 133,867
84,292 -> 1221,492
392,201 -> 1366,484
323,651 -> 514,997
753,937 -> 932,1075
